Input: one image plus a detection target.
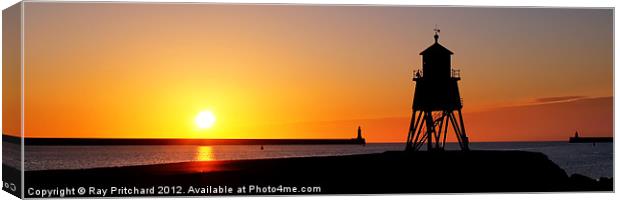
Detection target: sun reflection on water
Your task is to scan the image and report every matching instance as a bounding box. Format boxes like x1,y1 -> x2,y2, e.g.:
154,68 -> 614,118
195,146 -> 215,161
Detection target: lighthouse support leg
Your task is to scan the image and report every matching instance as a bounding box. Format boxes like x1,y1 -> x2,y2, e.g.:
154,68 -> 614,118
405,111 -> 415,150
413,111 -> 426,151
448,112 -> 464,149
406,110 -> 423,151
457,109 -> 470,151
425,111 -> 434,151
435,112 -> 445,149
441,112 -> 449,149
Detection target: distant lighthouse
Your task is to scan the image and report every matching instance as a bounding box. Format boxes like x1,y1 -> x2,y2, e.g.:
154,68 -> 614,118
356,126 -> 366,145
405,28 -> 470,151
357,126 -> 362,140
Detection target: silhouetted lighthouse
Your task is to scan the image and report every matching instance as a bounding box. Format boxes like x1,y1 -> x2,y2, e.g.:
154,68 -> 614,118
405,29 -> 470,151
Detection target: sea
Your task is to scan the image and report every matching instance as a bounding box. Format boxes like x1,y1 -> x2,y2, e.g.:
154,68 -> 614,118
6,142 -> 613,178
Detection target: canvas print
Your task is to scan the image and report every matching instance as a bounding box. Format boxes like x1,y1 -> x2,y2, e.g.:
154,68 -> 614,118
1,1 -> 614,198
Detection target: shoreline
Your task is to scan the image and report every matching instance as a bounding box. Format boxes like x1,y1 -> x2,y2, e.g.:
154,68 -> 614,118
18,150 -> 613,197
16,142 -> 613,178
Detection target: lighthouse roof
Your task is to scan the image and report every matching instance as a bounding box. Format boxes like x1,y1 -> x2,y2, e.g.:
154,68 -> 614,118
419,42 -> 453,55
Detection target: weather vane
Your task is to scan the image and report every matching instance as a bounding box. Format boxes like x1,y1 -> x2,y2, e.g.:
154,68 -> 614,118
433,24 -> 440,43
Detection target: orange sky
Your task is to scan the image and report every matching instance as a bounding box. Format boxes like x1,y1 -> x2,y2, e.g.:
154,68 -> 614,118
3,3 -> 613,142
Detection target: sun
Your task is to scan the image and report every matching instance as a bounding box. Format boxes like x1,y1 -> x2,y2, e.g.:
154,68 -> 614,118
195,111 -> 216,129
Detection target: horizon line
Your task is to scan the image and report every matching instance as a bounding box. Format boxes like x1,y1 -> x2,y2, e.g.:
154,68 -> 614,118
2,134 -> 574,143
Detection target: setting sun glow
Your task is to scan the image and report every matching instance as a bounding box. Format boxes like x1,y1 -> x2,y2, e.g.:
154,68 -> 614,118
13,4 -> 612,142
195,111 -> 216,129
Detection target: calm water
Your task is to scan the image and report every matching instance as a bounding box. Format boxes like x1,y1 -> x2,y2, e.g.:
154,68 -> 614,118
13,142 -> 613,178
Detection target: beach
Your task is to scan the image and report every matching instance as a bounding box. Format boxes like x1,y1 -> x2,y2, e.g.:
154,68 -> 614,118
20,150 -> 612,197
